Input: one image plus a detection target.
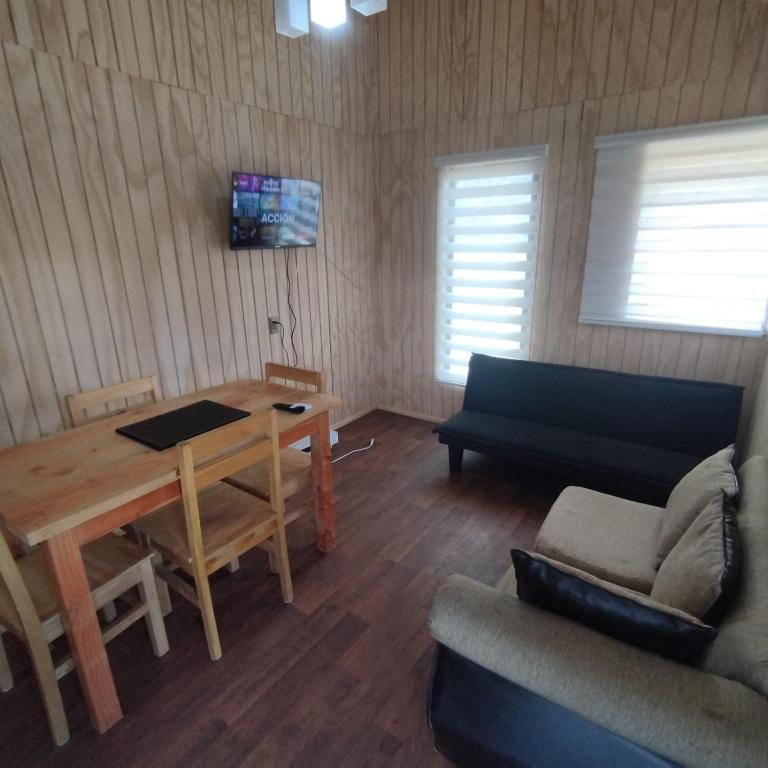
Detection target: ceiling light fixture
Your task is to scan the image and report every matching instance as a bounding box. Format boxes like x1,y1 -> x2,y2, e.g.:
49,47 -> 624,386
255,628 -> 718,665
274,0 -> 310,38
350,0 -> 387,15
275,0 -> 388,38
310,0 -> 347,30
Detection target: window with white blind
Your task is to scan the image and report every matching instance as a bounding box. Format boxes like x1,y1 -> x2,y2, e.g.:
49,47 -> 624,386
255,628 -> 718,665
434,147 -> 546,386
580,117 -> 768,337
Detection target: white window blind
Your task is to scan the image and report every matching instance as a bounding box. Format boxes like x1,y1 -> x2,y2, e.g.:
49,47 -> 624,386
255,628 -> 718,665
434,148 -> 546,386
580,117 -> 768,336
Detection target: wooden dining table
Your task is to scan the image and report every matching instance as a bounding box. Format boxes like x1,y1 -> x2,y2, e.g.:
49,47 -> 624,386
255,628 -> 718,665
0,379 -> 341,734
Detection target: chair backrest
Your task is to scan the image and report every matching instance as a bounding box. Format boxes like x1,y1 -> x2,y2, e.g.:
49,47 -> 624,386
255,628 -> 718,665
66,376 -> 162,427
264,362 -> 324,393
177,410 -> 285,556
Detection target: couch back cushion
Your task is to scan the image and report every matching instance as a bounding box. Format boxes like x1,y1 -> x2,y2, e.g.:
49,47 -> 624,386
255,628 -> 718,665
702,456 -> 768,695
651,491 -> 741,624
462,354 -> 743,455
656,446 -> 739,565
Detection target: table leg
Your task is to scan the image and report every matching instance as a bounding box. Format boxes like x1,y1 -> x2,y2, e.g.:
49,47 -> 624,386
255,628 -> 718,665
46,530 -> 122,733
310,410 -> 336,552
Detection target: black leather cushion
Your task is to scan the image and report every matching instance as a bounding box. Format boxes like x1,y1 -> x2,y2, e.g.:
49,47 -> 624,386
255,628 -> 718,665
708,496 -> 742,625
461,353 -> 742,456
435,410 -> 700,487
512,550 -> 718,664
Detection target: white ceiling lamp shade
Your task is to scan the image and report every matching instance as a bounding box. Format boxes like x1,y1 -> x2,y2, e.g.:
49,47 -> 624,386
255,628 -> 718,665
350,0 -> 387,15
310,0 -> 347,29
274,0 -> 310,38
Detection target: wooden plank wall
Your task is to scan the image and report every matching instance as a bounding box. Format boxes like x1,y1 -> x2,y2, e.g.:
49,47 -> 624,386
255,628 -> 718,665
0,0 -> 377,447
371,0 -> 768,441
1,0 -> 767,449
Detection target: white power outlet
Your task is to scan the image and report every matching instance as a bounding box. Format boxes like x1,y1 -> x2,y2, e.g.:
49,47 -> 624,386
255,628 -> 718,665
268,317 -> 280,335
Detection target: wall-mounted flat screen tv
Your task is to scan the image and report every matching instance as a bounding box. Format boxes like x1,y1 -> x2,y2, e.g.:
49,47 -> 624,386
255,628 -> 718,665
230,172 -> 321,250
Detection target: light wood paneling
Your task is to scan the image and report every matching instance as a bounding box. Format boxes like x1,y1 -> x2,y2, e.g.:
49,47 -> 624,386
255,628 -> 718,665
372,0 -> 768,443
1,0 -> 767,450
370,0 -> 768,133
0,0 -> 370,133
0,12 -> 377,445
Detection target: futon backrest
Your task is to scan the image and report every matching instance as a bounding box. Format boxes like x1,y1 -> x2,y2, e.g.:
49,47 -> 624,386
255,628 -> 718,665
702,456 -> 768,696
462,354 -> 742,456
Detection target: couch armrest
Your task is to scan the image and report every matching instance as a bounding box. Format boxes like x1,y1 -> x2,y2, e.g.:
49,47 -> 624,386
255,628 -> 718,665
429,575 -> 768,768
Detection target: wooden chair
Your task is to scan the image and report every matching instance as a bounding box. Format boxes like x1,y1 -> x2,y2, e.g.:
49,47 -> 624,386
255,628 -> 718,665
65,375 -> 171,614
66,375 -> 162,427
136,410 -> 293,661
264,362 -> 324,394
0,534 -> 169,746
226,363 -> 323,522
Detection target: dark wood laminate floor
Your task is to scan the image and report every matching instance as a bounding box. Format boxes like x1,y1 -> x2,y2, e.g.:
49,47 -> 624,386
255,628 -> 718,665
0,410 -> 564,768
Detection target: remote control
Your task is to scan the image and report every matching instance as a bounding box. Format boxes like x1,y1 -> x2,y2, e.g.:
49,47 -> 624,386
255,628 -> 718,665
272,402 -> 306,414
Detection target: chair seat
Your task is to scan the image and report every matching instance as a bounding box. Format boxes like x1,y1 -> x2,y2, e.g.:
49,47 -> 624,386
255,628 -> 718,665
227,447 -> 312,500
533,486 -> 664,594
0,535 -> 153,634
138,483 -> 277,572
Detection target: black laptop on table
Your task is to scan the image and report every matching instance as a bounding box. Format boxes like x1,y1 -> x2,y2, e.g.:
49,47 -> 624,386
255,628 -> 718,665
116,399 -> 250,451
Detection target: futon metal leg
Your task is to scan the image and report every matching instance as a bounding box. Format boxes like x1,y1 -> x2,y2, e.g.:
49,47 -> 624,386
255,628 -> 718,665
448,445 -> 464,473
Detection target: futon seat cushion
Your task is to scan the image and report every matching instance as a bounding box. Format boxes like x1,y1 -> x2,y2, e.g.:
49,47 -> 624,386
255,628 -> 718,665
437,411 -> 700,487
534,487 -> 664,594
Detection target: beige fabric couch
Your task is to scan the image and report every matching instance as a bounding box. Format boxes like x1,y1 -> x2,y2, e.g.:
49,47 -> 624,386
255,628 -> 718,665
429,456 -> 768,767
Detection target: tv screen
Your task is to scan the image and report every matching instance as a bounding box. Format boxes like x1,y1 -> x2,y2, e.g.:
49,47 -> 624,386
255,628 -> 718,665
230,172 -> 321,250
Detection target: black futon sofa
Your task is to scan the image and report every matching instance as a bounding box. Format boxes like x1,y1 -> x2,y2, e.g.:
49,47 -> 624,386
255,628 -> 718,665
434,354 -> 743,499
